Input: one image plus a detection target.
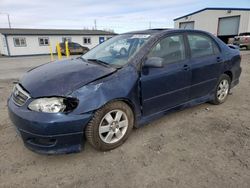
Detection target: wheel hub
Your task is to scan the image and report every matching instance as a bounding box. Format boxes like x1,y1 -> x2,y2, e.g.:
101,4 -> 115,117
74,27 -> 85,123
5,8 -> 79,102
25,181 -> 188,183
98,109 -> 129,144
110,121 -> 119,131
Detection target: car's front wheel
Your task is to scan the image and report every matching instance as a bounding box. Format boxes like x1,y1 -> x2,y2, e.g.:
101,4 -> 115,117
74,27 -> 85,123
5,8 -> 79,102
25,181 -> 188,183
211,74 -> 231,105
85,101 -> 134,151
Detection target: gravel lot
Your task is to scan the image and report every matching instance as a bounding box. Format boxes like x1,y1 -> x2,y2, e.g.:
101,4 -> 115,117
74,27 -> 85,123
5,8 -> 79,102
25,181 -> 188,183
0,51 -> 250,188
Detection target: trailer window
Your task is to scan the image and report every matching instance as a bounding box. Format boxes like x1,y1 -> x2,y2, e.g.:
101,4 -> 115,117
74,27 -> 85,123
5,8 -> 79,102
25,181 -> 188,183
13,38 -> 26,47
39,37 -> 49,46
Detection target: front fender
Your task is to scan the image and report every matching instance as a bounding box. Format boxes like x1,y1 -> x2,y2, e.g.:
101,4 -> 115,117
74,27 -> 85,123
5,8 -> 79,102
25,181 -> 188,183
70,65 -> 141,117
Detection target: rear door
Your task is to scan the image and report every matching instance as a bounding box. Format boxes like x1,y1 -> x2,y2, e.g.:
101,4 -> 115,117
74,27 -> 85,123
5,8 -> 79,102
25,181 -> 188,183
140,34 -> 191,116
186,33 -> 222,100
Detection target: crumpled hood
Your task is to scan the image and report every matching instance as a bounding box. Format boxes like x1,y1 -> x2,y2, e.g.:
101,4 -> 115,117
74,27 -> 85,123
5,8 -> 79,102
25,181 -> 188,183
20,58 -> 116,98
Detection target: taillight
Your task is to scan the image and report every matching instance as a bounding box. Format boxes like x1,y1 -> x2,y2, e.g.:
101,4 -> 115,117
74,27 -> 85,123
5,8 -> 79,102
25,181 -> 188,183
245,37 -> 250,42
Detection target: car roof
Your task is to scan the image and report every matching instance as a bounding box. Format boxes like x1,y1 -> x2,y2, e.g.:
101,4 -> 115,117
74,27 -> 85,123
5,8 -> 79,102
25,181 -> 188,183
122,28 -> 210,36
123,28 -> 172,35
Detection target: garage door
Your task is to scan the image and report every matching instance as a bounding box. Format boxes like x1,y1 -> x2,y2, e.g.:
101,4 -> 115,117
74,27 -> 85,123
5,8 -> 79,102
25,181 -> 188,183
218,16 -> 240,36
179,22 -> 194,29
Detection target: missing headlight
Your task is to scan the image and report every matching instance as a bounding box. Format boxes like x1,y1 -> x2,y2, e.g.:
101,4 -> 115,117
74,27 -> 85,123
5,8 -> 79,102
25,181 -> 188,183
63,98 -> 79,113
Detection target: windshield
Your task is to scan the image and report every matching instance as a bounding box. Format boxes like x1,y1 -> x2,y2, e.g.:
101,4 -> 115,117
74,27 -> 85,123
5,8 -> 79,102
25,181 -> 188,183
82,34 -> 151,67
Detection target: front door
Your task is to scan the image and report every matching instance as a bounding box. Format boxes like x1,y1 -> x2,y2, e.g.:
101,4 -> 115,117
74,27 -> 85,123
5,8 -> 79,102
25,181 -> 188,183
140,34 -> 191,116
68,43 -> 76,53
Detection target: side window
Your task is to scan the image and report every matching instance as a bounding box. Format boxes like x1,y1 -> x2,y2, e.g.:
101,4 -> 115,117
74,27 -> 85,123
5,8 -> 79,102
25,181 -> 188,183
213,42 -> 220,54
148,35 -> 186,65
62,37 -> 72,43
74,43 -> 81,48
187,34 -> 220,58
68,43 -> 74,48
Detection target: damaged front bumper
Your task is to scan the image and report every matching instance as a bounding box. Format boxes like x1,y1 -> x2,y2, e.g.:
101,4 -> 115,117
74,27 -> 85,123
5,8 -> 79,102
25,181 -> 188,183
7,97 -> 93,154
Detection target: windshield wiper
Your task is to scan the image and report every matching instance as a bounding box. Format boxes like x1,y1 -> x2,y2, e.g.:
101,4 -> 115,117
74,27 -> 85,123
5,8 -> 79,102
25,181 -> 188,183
87,59 -> 112,68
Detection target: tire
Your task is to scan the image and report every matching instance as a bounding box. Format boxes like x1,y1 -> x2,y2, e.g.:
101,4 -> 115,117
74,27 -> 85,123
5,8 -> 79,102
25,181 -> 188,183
85,101 -> 134,151
211,74 -> 231,105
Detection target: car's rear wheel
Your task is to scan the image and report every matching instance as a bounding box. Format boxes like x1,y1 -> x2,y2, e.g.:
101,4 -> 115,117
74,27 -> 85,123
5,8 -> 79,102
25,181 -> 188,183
85,101 -> 134,151
211,74 -> 231,105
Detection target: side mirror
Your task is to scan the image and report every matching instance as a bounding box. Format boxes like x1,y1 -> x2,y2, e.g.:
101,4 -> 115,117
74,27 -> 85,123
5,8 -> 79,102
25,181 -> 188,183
144,57 -> 163,68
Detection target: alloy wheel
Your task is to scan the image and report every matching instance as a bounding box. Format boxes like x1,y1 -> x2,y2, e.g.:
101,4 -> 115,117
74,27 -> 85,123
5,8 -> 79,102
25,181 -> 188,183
98,110 -> 128,144
217,79 -> 229,101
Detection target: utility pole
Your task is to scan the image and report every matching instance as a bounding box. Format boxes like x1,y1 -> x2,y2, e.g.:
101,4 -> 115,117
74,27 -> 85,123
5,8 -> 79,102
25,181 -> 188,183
94,19 -> 97,30
0,12 -> 11,28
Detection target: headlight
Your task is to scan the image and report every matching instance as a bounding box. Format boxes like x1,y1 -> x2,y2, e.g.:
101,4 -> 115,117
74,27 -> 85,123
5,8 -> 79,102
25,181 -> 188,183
28,97 -> 77,113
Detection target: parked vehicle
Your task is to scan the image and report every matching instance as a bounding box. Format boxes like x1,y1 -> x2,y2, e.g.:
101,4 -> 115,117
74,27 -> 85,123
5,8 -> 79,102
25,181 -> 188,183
59,42 -> 89,55
109,39 -> 130,56
233,32 -> 250,50
8,29 -> 242,154
228,37 -> 235,45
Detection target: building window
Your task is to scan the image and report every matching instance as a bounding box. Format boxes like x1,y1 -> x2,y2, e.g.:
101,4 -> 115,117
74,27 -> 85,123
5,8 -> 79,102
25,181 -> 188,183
62,37 -> 72,43
39,37 -> 49,46
83,37 -> 91,44
13,37 -> 26,47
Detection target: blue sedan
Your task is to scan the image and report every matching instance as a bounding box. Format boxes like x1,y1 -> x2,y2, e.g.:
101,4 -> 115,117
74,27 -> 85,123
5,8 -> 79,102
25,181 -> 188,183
8,29 -> 242,154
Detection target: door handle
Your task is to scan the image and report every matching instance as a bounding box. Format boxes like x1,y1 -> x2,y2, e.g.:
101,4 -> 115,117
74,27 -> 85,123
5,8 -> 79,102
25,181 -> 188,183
183,64 -> 190,71
217,57 -> 223,62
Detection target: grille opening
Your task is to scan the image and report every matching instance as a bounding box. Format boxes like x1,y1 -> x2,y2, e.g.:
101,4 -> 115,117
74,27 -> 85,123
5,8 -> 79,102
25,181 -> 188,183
27,138 -> 57,146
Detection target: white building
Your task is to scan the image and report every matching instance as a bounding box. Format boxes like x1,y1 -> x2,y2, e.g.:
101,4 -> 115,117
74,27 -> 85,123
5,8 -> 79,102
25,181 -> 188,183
0,28 -> 115,56
174,8 -> 250,43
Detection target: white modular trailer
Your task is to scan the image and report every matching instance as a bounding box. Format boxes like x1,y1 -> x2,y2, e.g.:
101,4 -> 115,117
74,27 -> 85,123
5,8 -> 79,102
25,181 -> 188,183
0,28 -> 115,56
0,33 -> 9,55
174,8 -> 250,43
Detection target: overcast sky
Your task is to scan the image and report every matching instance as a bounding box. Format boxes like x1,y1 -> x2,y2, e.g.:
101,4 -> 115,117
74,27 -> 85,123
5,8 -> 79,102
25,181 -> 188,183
0,0 -> 249,33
